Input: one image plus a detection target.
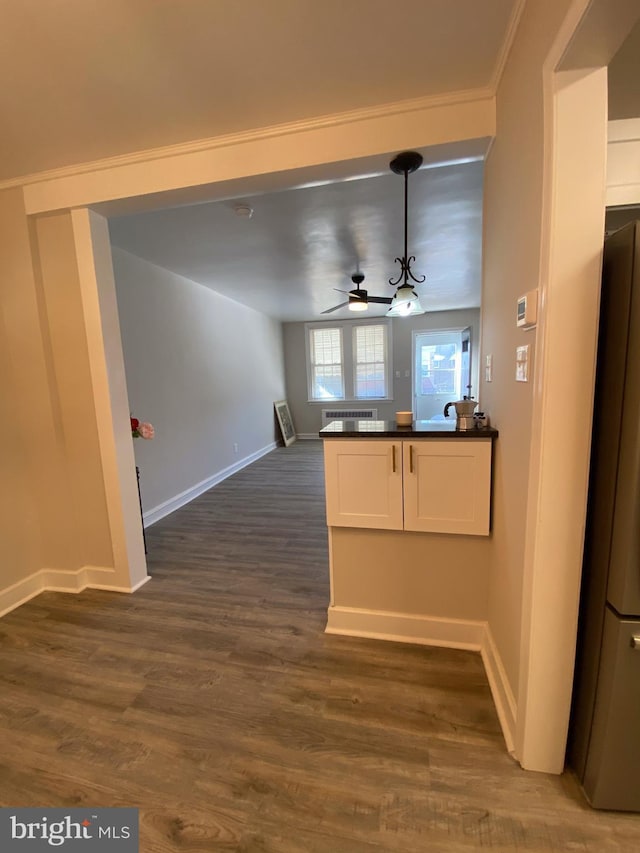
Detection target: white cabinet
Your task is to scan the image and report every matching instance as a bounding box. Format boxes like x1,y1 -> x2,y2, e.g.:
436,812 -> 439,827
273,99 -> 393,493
324,440 -> 403,530
323,438 -> 492,536
402,440 -> 491,535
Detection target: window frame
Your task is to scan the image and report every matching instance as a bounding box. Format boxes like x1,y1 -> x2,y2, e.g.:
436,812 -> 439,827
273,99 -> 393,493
305,318 -> 393,403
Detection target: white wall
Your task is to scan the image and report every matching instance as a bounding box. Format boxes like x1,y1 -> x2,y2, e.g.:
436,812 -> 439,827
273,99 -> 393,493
283,308 -> 481,436
478,0 -> 615,772
35,212 -> 115,571
0,189 -> 49,594
112,247 -> 286,515
330,527 -> 490,622
480,0 -> 574,704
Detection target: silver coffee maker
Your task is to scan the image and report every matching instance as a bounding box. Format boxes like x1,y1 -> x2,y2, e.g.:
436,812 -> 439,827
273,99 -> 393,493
443,396 -> 478,430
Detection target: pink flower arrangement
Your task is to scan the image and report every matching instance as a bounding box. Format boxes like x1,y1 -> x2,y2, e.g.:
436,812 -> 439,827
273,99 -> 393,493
131,416 -> 155,440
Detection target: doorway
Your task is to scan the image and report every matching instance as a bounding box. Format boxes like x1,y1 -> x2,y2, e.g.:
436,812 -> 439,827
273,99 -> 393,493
412,328 -> 471,421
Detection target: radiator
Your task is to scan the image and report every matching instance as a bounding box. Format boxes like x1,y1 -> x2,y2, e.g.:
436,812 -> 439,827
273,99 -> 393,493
321,408 -> 377,425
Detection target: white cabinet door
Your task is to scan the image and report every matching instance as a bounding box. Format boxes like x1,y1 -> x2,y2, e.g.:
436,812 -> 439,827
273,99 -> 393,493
403,439 -> 492,535
324,440 -> 403,530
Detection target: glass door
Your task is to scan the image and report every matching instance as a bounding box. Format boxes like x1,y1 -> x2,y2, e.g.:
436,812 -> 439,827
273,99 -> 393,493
413,328 -> 471,421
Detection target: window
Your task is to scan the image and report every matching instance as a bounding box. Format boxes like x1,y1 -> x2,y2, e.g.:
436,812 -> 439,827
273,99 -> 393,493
309,327 -> 344,400
413,328 -> 471,421
354,324 -> 387,398
306,320 -> 391,401
419,342 -> 459,396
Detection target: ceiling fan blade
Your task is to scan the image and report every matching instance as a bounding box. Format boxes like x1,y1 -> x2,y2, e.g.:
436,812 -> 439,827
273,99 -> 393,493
333,288 -> 350,294
321,301 -> 350,314
367,296 -> 393,304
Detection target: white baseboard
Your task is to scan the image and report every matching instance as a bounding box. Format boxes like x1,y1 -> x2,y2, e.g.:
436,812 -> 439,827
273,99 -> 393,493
0,566 -> 151,618
0,571 -> 45,617
481,625 -> 517,756
325,605 -> 486,651
143,441 -> 277,526
85,573 -> 152,594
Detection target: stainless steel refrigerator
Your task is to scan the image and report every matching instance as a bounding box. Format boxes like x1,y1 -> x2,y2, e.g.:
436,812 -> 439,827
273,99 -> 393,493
569,221 -> 640,811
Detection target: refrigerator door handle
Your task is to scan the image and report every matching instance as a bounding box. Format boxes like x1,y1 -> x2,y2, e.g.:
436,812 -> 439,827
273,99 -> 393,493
631,635 -> 640,649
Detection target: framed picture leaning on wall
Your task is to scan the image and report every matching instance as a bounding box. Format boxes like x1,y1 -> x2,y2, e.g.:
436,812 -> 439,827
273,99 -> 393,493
274,400 -> 296,447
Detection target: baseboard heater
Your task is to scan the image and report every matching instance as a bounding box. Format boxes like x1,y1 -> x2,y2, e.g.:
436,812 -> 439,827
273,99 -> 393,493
321,408 -> 377,426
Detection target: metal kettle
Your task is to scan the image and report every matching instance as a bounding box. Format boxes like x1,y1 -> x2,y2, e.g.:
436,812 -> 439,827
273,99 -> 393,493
443,396 -> 478,418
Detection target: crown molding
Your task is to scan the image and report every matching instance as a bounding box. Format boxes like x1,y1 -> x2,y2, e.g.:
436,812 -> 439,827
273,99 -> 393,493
489,0 -> 527,92
0,86 -> 495,193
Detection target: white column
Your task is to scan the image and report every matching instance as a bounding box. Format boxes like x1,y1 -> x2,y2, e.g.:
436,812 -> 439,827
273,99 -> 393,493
71,209 -> 148,591
517,67 -> 608,772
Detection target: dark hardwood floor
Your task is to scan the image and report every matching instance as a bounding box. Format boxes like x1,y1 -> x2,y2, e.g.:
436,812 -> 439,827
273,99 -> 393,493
1,440 -> 639,851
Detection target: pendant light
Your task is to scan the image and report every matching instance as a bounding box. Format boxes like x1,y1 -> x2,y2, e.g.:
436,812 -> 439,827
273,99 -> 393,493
387,151 -> 426,317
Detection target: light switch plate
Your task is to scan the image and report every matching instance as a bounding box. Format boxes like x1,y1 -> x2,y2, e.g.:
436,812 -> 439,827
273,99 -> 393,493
485,354 -> 493,382
516,345 -> 529,382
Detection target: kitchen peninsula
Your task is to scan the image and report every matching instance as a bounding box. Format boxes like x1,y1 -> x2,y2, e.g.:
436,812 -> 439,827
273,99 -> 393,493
319,418 -> 498,649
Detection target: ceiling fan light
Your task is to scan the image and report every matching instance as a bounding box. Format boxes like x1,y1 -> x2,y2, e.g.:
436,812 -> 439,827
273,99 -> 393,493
349,299 -> 368,312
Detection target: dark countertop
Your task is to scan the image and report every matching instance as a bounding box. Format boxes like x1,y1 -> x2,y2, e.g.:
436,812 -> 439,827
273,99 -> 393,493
319,419 -> 498,438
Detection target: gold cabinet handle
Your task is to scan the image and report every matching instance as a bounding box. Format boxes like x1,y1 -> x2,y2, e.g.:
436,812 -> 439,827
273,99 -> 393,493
392,444 -> 396,473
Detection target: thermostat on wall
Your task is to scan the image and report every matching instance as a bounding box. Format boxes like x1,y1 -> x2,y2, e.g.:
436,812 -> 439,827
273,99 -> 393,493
517,290 -> 538,329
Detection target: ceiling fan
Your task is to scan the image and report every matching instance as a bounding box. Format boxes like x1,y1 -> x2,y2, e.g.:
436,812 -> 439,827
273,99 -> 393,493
321,272 -> 393,314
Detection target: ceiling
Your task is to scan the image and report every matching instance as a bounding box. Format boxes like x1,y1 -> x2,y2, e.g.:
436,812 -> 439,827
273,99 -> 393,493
3,2 -> 638,324
0,0 -> 518,182
10,0 -> 634,324
104,3 -> 640,325
109,156 -> 484,322
3,1 -> 517,322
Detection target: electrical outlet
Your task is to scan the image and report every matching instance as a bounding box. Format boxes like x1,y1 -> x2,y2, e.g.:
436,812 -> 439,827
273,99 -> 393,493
233,443 -> 239,454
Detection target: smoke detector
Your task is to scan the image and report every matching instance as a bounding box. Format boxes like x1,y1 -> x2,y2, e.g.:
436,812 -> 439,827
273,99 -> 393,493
234,204 -> 253,219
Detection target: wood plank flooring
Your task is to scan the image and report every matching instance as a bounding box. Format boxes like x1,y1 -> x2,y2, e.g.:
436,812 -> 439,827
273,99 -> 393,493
1,440 -> 639,851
